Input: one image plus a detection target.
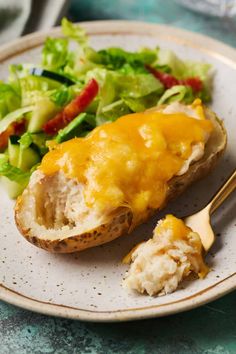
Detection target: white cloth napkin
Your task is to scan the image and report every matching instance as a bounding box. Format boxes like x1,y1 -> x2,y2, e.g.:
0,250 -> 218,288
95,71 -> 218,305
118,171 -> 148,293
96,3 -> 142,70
0,0 -> 69,45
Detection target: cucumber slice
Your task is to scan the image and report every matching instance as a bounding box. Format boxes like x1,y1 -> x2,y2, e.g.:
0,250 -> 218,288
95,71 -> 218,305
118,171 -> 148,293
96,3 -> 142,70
1,176 -> 25,199
29,68 -> 75,86
55,113 -> 87,143
18,132 -> 48,156
8,135 -> 40,173
2,138 -> 36,198
31,133 -> 48,156
9,135 -> 19,144
27,97 -> 58,133
18,147 -> 40,172
55,113 -> 96,143
8,136 -> 20,167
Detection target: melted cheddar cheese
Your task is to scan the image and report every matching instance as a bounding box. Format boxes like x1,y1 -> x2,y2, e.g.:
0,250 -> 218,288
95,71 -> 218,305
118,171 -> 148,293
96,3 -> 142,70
40,102 -> 213,222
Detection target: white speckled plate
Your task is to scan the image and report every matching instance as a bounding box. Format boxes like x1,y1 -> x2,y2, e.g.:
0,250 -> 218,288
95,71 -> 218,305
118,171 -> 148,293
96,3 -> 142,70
0,21 -> 235,322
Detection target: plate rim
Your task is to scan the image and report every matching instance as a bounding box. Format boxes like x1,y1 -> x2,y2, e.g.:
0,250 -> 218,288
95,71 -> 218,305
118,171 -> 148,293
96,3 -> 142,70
0,20 -> 236,322
1,274 -> 235,322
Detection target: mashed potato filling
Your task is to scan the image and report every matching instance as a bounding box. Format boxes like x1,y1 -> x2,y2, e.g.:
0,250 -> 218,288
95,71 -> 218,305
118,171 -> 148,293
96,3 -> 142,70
40,100 -> 212,225
123,215 -> 209,296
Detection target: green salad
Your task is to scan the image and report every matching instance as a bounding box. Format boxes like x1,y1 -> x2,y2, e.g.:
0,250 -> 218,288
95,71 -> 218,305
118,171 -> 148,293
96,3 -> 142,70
0,18 -> 212,198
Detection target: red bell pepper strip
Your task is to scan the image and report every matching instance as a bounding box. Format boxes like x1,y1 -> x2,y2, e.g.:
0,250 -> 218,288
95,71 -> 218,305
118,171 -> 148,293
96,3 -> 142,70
146,65 -> 202,92
0,120 -> 26,150
43,78 -> 99,135
181,77 -> 202,92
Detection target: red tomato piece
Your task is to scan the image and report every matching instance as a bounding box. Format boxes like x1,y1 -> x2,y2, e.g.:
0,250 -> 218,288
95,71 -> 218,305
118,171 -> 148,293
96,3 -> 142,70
0,119 -> 26,150
146,65 -> 202,93
146,65 -> 179,88
181,77 -> 202,92
43,78 -> 99,135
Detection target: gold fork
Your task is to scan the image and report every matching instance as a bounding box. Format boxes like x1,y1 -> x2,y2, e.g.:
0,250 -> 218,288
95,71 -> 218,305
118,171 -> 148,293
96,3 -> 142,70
185,169 -> 236,251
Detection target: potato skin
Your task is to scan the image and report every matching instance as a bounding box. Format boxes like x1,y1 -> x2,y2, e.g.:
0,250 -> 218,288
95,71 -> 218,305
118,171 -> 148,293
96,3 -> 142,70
15,107 -> 227,253
15,204 -> 133,253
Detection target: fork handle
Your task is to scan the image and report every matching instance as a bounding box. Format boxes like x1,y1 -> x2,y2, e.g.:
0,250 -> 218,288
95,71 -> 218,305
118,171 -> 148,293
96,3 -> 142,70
210,169 -> 236,214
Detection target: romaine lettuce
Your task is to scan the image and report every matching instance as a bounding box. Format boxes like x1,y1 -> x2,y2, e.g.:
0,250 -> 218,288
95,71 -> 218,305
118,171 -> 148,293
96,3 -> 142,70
158,85 -> 194,105
42,37 -> 70,71
122,92 -> 161,112
156,48 -> 212,81
62,18 -> 88,48
86,69 -> 163,116
0,82 -> 21,120
96,47 -> 157,71
99,100 -> 131,124
19,132 -> 48,156
50,86 -> 74,107
0,160 -> 30,184
118,73 -> 164,98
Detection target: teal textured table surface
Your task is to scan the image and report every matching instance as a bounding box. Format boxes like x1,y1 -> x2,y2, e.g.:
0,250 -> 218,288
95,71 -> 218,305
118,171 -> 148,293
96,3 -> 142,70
1,1 -> 236,353
1,292 -> 236,354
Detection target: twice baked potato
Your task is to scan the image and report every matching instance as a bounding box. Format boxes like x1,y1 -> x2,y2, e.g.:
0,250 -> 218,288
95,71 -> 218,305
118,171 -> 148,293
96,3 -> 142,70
15,100 -> 227,253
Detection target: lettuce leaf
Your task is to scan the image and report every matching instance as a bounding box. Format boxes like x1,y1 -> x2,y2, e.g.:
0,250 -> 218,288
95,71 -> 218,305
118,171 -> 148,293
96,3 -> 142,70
158,85 -> 194,105
87,69 -> 164,98
77,46 -> 157,75
118,73 -> 164,98
42,37 -> 70,71
8,63 -> 32,94
50,86 -> 74,107
0,153 -> 8,163
86,69 -> 163,117
95,47 -> 157,71
86,68 -> 117,114
122,92 -> 161,112
98,100 -> 131,124
0,160 -> 30,184
56,19 -> 90,79
156,48 -> 212,80
19,132 -> 48,156
0,82 -> 21,120
0,155 -> 31,198
18,132 -> 33,150
20,75 -> 61,93
62,18 -> 88,48
49,81 -> 85,108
